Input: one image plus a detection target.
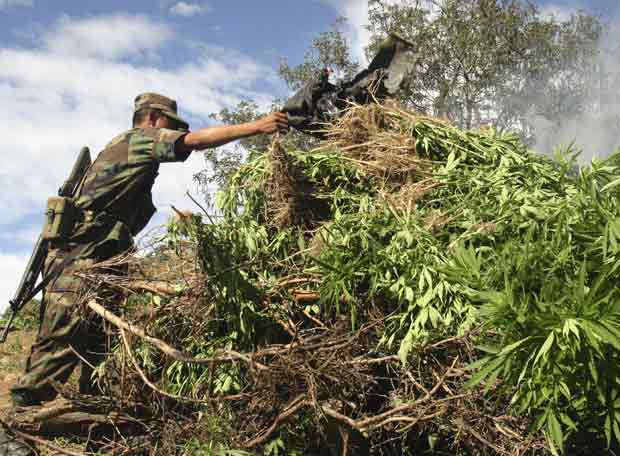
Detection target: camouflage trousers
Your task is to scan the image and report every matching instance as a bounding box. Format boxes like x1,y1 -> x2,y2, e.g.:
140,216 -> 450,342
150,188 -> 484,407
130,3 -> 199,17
11,248 -> 122,403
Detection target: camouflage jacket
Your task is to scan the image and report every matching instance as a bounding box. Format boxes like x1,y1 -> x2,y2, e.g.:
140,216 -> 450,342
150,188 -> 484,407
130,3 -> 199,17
69,127 -> 189,259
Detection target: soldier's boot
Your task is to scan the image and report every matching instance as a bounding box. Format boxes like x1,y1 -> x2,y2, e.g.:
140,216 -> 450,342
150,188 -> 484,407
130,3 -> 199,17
9,389 -> 43,408
0,423 -> 36,456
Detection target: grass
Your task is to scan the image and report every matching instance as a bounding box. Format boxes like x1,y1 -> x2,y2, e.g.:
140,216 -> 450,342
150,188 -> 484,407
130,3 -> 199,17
1,299 -> 40,333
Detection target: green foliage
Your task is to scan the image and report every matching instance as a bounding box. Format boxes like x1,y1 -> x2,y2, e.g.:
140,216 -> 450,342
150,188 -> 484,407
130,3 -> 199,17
183,439 -> 250,456
263,438 -> 286,456
459,155 -> 620,453
194,19 -> 357,202
1,298 -> 40,331
279,17 -> 359,90
193,100 -> 268,204
194,1 -> 604,209
179,106 -> 620,452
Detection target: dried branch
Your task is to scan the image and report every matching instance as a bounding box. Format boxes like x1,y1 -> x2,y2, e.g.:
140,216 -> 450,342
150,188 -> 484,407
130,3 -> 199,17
87,300 -> 268,370
354,357 -> 458,431
243,395 -> 309,448
126,280 -> 180,297
120,329 -> 213,404
347,355 -> 400,365
13,430 -> 86,456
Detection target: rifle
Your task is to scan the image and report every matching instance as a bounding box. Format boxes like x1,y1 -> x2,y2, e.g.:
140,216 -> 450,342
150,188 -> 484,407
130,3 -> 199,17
283,33 -> 419,138
1,146 -> 92,343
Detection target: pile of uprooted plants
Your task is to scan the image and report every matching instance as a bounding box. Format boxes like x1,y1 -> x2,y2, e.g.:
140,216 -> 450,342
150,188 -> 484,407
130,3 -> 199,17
8,102 -> 620,455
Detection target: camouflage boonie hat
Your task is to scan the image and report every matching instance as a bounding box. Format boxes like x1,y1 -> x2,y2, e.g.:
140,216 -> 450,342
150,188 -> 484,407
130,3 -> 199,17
134,92 -> 189,131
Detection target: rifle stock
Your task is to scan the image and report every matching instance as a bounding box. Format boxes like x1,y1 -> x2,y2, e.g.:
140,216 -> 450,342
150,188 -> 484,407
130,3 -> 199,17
1,235 -> 47,343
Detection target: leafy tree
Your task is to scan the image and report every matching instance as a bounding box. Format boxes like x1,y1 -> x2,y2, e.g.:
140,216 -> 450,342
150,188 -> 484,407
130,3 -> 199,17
366,0 -> 603,138
193,100 -> 268,203
196,0 -> 604,200
195,20 -> 358,202
278,17 -> 360,90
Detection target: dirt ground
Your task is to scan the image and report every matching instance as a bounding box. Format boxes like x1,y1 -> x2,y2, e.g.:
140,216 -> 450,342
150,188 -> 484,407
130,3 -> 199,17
0,329 -> 35,418
0,330 -> 74,455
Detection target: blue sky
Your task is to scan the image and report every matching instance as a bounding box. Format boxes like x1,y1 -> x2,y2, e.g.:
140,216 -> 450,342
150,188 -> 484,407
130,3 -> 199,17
0,0 -> 617,312
0,1 -> 339,79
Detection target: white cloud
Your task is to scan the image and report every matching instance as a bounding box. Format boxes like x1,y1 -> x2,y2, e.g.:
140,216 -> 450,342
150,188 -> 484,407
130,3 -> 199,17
0,253 -> 30,315
319,0 -> 410,65
0,0 -> 32,10
319,0 -> 371,65
0,226 -> 40,247
43,14 -> 172,60
169,2 -> 210,17
0,14 -> 279,249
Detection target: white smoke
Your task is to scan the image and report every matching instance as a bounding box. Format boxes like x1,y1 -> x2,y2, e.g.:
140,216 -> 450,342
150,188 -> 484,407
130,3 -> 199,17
329,0 -> 620,163
531,19 -> 620,163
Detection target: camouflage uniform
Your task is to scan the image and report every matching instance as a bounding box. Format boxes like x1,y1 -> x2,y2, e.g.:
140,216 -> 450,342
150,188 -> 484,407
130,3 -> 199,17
11,93 -> 191,404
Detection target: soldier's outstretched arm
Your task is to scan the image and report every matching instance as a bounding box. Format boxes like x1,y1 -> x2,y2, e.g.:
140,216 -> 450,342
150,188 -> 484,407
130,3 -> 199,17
179,112 -> 288,152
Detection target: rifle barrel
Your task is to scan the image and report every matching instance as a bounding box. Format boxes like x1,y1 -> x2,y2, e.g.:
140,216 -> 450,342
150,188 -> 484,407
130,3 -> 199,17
58,146 -> 91,197
3,146 -> 91,344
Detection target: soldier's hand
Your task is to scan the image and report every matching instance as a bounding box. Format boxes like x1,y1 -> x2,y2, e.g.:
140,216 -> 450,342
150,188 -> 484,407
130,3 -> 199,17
255,112 -> 289,134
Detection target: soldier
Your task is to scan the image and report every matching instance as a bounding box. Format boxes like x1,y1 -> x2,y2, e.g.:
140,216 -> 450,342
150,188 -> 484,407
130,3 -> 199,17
4,93 -> 287,418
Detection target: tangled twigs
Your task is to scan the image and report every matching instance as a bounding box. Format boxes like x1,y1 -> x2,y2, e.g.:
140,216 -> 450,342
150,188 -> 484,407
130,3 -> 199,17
75,272 -> 185,299
396,406 -> 448,433
12,429 -> 87,456
87,299 -> 268,370
124,280 -> 179,297
240,357 -> 467,451
84,291 -> 541,454
120,329 -> 248,404
243,395 -> 309,448
234,332 -> 495,453
320,357 -> 460,433
457,420 -> 507,455
121,329 -> 211,404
